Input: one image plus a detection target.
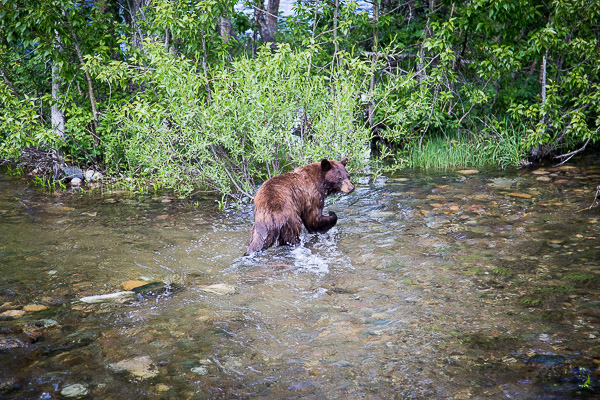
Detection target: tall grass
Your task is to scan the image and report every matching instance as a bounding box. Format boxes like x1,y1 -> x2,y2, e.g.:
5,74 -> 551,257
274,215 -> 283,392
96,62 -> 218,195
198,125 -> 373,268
408,121 -> 524,170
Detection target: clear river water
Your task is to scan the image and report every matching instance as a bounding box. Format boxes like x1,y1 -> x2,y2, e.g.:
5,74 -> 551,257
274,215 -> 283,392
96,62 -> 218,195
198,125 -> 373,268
1,158 -> 600,399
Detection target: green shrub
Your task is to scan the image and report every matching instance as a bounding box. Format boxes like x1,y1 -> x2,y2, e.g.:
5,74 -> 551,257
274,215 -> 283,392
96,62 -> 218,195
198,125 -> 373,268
0,82 -> 56,160
92,42 -> 372,198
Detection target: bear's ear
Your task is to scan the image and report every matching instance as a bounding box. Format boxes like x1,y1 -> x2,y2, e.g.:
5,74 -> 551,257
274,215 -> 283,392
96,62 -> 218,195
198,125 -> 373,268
321,159 -> 332,172
341,157 -> 348,166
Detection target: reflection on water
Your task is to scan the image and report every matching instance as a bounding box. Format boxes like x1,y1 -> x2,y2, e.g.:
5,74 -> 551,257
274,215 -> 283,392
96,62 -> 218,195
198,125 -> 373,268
1,159 -> 600,399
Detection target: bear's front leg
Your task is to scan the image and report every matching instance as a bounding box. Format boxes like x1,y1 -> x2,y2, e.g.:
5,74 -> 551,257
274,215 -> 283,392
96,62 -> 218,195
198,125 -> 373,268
304,210 -> 337,233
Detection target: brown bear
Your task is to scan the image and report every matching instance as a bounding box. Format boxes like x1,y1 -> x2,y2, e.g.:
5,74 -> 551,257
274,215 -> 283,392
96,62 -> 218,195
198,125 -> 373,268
245,157 -> 355,255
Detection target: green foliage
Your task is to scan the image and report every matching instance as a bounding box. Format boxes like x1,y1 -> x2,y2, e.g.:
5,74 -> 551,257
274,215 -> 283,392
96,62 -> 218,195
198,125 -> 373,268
0,81 -> 56,159
1,0 -> 599,195
91,42 -> 371,198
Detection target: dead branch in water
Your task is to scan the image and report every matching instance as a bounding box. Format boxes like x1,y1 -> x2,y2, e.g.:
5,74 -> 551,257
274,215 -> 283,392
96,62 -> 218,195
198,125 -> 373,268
577,185 -> 600,212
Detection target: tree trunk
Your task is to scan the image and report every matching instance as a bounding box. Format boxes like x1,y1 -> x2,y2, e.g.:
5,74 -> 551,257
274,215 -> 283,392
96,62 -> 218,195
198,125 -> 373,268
0,67 -> 17,93
201,30 -> 211,105
417,0 -> 436,84
255,0 -> 280,45
65,19 -> 100,146
333,0 -> 339,60
531,51 -> 548,160
218,16 -> 233,42
72,38 -> 99,134
51,33 -> 66,179
368,0 -> 380,151
126,0 -> 146,49
165,28 -> 178,56
51,63 -> 65,139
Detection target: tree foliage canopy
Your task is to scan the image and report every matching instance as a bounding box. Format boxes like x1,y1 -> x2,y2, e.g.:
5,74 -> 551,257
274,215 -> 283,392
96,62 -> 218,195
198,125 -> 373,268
1,0 -> 598,196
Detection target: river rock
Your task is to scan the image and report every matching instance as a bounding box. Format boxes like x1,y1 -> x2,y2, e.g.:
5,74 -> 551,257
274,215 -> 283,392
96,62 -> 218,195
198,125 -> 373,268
63,166 -> 83,180
37,319 -> 59,329
23,304 -> 48,313
79,291 -> 136,304
108,356 -> 159,379
121,280 -> 147,291
70,177 -> 82,187
488,177 -> 522,188
532,169 -> 549,175
84,170 -> 103,182
558,165 -> 578,172
504,192 -> 533,199
156,384 -> 170,392
46,329 -> 99,356
191,366 -> 208,375
457,169 -> 479,175
0,337 -> 27,350
60,383 -> 89,398
0,378 -> 19,394
133,282 -> 171,297
0,309 -> 26,319
199,284 -> 236,295
527,354 -> 566,365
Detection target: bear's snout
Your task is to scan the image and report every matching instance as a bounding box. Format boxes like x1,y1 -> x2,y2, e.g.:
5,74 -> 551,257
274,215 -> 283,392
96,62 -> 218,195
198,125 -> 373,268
341,181 -> 355,194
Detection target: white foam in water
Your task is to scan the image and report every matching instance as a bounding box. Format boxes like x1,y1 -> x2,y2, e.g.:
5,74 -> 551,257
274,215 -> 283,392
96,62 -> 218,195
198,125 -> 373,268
227,227 -> 352,276
291,245 -> 329,276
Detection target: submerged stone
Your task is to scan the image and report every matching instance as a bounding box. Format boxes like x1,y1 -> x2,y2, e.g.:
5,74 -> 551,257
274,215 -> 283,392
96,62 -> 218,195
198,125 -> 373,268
108,356 -> 159,380
0,378 -> 19,394
488,177 -> 522,189
457,169 -> 479,175
190,366 -> 208,376
199,284 -> 236,295
42,329 -> 100,356
60,383 -> 89,398
79,291 -> 136,304
23,304 -> 48,313
288,381 -> 314,391
504,192 -> 533,199
121,280 -> 147,291
527,354 -> 566,365
532,169 -> 549,175
0,337 -> 27,351
0,310 -> 26,319
36,319 -> 59,329
132,282 -> 172,297
155,384 -> 170,392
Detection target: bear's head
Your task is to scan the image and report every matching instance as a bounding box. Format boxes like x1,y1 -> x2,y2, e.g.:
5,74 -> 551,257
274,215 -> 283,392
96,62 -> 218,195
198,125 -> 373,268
321,157 -> 355,195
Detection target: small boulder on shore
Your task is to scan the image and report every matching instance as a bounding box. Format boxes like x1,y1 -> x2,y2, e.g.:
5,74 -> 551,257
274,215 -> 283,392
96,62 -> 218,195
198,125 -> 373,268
62,166 -> 83,181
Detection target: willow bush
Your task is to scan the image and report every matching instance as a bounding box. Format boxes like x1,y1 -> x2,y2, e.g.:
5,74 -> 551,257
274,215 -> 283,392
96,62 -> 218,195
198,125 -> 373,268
90,42 -> 371,198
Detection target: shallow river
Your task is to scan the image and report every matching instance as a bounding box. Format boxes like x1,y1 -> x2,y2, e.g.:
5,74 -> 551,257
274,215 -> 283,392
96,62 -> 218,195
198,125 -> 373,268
1,159 -> 600,399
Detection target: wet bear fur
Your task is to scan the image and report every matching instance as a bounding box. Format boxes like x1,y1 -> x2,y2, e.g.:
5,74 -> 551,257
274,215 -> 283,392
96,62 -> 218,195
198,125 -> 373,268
246,158 -> 354,255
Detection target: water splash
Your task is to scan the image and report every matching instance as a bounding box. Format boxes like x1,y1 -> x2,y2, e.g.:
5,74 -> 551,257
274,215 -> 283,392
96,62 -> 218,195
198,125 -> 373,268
290,245 -> 329,276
